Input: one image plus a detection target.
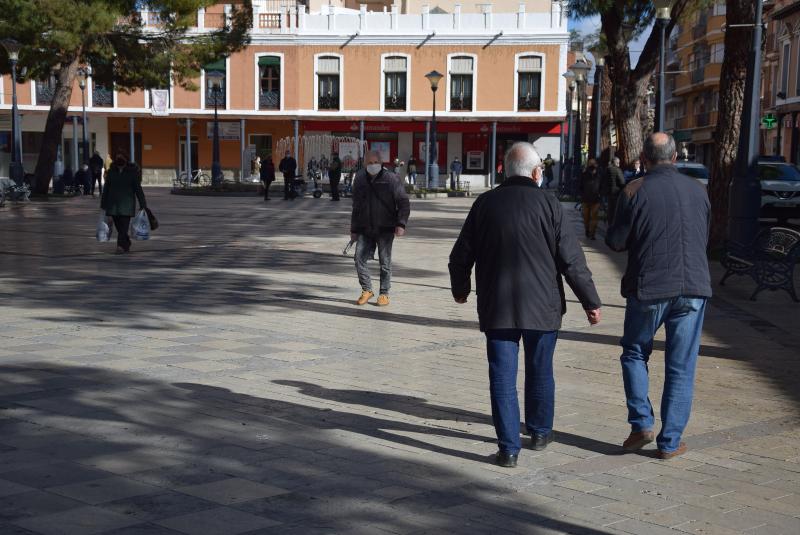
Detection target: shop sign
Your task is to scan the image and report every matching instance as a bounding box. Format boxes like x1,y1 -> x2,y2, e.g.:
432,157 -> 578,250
206,121 -> 240,140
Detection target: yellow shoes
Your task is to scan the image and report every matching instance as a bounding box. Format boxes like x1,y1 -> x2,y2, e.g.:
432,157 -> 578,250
376,294 -> 390,306
356,291 -> 374,305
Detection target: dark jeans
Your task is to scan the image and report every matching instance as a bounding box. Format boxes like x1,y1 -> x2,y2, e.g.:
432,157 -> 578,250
91,172 -> 102,195
112,216 -> 131,251
355,232 -> 394,294
262,180 -> 273,199
485,329 -> 558,455
330,176 -> 340,200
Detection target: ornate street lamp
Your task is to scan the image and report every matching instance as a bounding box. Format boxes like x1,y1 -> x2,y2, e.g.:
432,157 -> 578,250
569,58 -> 590,191
425,70 -> 443,189
561,71 -> 576,196
594,58 -> 604,161
206,70 -> 224,186
77,67 -> 89,167
654,0 -> 673,132
1,39 -> 24,185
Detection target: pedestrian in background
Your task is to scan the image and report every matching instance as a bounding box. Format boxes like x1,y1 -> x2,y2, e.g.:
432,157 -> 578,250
75,164 -> 91,196
89,150 -> 104,196
604,156 -> 626,225
101,154 -> 147,254
580,159 -> 602,240
606,133 -> 711,460
279,151 -> 297,201
543,153 -> 555,188
260,157 -> 275,201
450,157 -> 463,190
407,157 -> 417,185
350,150 -> 411,307
449,142 -> 601,468
625,159 -> 645,183
329,151 -> 342,201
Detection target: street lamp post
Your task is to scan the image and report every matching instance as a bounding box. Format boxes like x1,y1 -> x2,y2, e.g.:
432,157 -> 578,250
569,58 -> 590,193
207,70 -> 224,186
728,0 -> 764,247
562,71 -> 576,196
2,39 -> 24,186
594,58 -> 604,161
654,1 -> 673,132
425,70 -> 443,189
77,68 -> 89,167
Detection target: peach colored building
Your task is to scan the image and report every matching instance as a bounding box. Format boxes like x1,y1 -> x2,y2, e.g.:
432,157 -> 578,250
0,1 -> 570,187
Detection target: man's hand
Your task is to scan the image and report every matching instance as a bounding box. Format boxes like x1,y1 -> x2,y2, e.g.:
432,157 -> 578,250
350,233 -> 357,242
395,226 -> 406,237
454,295 -> 467,304
585,308 -> 601,325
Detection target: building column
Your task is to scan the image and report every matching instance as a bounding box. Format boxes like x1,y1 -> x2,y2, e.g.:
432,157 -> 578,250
129,117 -> 135,163
72,116 -> 79,171
425,121 -> 430,188
293,119 -> 300,166
359,120 -> 365,160
185,118 -> 192,179
240,118 -> 246,181
491,121 -> 497,188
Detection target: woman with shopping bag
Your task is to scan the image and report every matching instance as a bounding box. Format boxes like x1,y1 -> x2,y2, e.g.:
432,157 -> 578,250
100,154 -> 147,254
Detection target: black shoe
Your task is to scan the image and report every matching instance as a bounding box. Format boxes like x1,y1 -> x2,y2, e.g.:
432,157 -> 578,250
531,431 -> 554,451
495,451 -> 518,468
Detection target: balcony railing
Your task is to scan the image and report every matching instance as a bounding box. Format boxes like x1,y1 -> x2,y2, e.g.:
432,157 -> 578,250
35,82 -> 55,105
450,96 -> 473,111
318,94 -> 339,110
691,66 -> 705,84
518,95 -> 541,111
258,13 -> 281,28
93,86 -> 114,107
384,95 -> 406,111
205,91 -> 225,109
259,91 -> 280,109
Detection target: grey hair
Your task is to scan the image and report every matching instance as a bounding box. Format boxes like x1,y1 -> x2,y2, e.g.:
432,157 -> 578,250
612,157 -> 620,166
643,133 -> 677,164
504,142 -> 542,179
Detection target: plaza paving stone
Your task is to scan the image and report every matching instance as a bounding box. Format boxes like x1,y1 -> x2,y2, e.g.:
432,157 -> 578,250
0,189 -> 799,534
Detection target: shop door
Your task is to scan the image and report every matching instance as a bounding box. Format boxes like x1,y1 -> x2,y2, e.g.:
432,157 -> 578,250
179,137 -> 199,174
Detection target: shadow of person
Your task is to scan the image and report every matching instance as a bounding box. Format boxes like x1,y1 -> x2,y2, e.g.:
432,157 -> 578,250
272,380 -> 489,425
173,382 -> 493,464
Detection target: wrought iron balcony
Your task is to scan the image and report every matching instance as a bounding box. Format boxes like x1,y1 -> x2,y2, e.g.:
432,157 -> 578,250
93,86 -> 113,107
259,91 -> 280,110
384,94 -> 406,111
691,66 -> 705,84
450,96 -> 472,111
35,82 -> 55,105
318,93 -> 338,110
205,90 -> 226,108
518,95 -> 541,111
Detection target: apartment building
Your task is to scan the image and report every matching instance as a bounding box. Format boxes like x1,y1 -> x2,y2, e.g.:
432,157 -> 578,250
0,0 -> 569,187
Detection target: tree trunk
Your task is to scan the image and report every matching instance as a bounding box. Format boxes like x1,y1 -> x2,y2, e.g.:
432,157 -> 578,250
708,0 -> 754,249
32,58 -> 80,195
587,61 -> 614,165
612,76 -> 651,167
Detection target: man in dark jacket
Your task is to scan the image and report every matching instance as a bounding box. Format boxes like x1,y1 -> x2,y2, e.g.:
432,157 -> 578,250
260,157 -> 275,201
278,151 -> 297,200
449,142 -> 602,468
89,151 -> 104,196
580,159 -> 602,240
603,157 -> 626,225
350,150 -> 411,307
329,152 -> 342,201
606,133 -> 711,460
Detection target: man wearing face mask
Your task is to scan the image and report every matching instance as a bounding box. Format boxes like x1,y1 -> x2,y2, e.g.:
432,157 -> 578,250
449,142 -> 601,468
350,150 -> 411,306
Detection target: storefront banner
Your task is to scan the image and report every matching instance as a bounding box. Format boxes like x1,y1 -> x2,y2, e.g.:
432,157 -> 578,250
150,90 -> 169,116
338,142 -> 360,168
207,121 -> 241,141
370,141 -> 391,163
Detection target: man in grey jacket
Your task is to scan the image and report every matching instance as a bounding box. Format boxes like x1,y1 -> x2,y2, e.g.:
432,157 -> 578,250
450,142 -> 601,468
606,133 -> 711,460
350,150 -> 411,307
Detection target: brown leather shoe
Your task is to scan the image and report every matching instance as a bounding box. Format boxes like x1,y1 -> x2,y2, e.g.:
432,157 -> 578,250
356,291 -> 374,305
657,442 -> 687,460
376,294 -> 390,306
622,430 -> 655,452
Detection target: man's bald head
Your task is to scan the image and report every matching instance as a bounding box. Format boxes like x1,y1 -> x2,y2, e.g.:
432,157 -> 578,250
642,132 -> 677,167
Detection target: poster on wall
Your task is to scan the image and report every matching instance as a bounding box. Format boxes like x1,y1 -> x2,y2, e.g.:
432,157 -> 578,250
466,151 -> 484,170
371,141 -> 391,163
418,141 -> 443,167
150,90 -> 169,116
338,142 -> 360,169
207,122 -> 240,141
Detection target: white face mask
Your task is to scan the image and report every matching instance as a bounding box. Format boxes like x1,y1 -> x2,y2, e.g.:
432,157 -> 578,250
366,163 -> 382,176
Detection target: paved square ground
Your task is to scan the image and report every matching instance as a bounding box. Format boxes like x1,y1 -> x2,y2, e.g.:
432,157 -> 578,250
0,189 -> 798,534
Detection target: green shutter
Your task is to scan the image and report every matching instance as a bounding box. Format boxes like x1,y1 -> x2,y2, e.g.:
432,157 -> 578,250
258,56 -> 280,67
204,59 -> 226,72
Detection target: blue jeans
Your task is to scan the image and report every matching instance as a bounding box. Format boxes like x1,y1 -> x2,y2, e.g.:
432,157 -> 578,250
620,296 -> 707,452
485,329 -> 558,455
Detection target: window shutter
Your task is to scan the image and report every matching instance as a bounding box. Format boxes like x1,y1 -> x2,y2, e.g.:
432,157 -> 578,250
518,56 -> 542,72
451,57 -> 474,74
384,57 -> 407,72
258,56 -> 281,67
318,57 -> 340,74
204,59 -> 226,72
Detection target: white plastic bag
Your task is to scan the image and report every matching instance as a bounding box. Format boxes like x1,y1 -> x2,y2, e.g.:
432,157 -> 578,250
96,211 -> 110,242
131,209 -> 150,240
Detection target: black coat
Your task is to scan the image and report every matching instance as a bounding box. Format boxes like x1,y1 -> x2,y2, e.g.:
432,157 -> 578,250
278,157 -> 297,179
603,165 -> 625,196
580,167 -> 602,203
350,168 -> 410,235
606,164 -> 712,300
449,177 -> 602,332
260,162 -> 275,183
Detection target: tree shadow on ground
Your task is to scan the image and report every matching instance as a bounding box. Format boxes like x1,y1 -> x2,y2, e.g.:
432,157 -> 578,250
0,363 -> 619,534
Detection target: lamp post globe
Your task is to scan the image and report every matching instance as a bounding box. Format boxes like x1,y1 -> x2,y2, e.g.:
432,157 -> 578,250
425,70 -> 443,189
77,68 -> 89,167
2,38 -> 24,185
206,70 -> 225,186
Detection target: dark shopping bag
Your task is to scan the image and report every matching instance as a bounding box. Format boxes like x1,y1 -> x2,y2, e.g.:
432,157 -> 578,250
145,207 -> 159,231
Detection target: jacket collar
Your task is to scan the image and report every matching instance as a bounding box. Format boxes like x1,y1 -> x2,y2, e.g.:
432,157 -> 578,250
644,163 -> 677,177
500,176 -> 540,188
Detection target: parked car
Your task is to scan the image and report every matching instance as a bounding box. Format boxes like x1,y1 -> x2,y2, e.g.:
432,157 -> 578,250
674,160 -> 800,223
758,161 -> 800,223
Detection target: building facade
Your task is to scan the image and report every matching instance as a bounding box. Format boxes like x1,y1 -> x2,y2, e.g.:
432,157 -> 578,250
0,1 -> 569,187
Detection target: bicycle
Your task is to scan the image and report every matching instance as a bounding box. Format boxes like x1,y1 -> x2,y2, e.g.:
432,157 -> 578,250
0,182 -> 31,207
176,168 -> 211,187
